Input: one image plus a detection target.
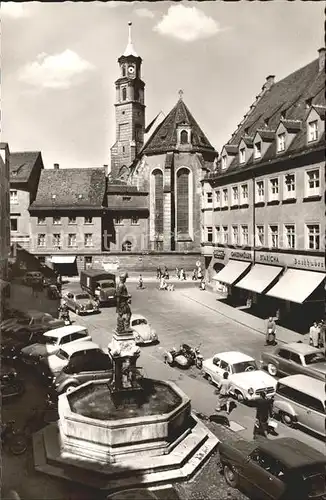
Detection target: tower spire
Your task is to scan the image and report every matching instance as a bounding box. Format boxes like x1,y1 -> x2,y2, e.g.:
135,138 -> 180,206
123,21 -> 138,57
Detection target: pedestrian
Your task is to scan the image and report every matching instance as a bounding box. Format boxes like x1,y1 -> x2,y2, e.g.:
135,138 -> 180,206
175,267 -> 179,279
318,320 -> 325,348
265,316 -> 276,346
56,273 -> 62,294
215,372 -> 231,414
156,267 -> 161,280
192,268 -> 198,280
309,321 -> 320,348
197,267 -> 203,280
180,268 -> 185,281
253,391 -> 274,439
164,266 -> 169,279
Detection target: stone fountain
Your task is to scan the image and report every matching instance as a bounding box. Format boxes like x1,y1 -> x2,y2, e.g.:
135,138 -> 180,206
33,273 -> 218,492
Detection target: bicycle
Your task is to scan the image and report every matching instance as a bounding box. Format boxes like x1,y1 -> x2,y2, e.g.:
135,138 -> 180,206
1,420 -> 27,455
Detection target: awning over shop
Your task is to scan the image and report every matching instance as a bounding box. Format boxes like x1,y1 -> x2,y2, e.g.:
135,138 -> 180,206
214,260 -> 251,285
51,256 -> 76,264
266,269 -> 325,304
235,264 -> 283,294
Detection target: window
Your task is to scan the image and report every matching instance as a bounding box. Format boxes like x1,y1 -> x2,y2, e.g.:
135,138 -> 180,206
232,225 -> 239,245
215,190 -> 221,207
131,216 -> 139,225
122,240 -> 132,252
122,196 -> 131,201
53,217 -> 61,225
68,234 -> 77,247
206,226 -> 213,243
284,173 -> 296,199
290,352 -> 302,365
10,218 -> 18,231
37,234 -> 46,247
308,120 -> 318,142
277,349 -> 291,360
240,184 -> 248,204
284,224 -> 295,249
277,133 -> 285,152
276,383 -> 324,414
222,188 -> 228,207
153,169 -> 164,234
221,226 -> 228,244
122,87 -> 127,101
10,190 -> 18,204
176,168 -> 190,234
180,130 -> 188,144
84,217 -> 93,224
37,217 -> 46,225
85,256 -> 92,267
215,226 -> 221,243
306,224 -> 320,250
269,225 -> 279,249
239,148 -> 245,164
269,178 -> 279,201
256,225 -> 265,246
231,186 -> 239,205
84,233 -> 93,247
256,180 -> 265,203
68,216 -> 76,225
241,225 -> 249,246
305,169 -> 320,197
122,65 -> 126,77
221,155 -> 227,170
53,234 -> 61,247
114,216 -> 123,225
254,141 -> 261,159
206,192 -> 213,204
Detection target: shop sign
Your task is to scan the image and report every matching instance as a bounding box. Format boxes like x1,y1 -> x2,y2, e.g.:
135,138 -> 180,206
230,250 -> 253,261
213,250 -> 225,260
256,251 -> 325,271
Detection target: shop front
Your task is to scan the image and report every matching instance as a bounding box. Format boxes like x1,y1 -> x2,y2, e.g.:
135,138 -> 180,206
211,249 -> 252,302
50,255 -> 78,277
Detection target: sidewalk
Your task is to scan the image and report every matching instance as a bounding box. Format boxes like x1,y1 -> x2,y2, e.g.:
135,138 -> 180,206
63,272 -> 191,284
178,287 -> 309,345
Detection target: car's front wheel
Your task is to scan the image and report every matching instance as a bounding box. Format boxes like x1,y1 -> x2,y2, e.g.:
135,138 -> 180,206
267,363 -> 278,377
280,411 -> 295,427
234,390 -> 245,403
223,464 -> 238,488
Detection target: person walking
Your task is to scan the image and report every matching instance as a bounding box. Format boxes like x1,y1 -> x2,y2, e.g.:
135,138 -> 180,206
265,316 -> 276,346
215,372 -> 231,414
253,391 -> 274,439
318,320 -> 325,348
156,267 -> 162,280
309,321 -> 320,348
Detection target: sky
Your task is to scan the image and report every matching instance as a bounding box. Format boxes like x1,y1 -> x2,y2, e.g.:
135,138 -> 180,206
1,1 -> 324,170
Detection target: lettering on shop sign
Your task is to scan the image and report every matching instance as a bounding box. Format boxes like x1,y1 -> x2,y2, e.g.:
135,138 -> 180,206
213,250 -> 225,259
230,251 -> 252,260
259,254 -> 279,264
294,258 -> 325,269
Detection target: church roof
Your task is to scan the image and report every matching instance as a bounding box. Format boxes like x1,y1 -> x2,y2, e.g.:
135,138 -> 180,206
141,98 -> 216,156
30,167 -> 106,210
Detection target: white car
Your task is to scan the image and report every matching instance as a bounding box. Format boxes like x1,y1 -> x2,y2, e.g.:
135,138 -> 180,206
202,351 -> 277,402
131,314 -> 158,345
20,325 -> 92,365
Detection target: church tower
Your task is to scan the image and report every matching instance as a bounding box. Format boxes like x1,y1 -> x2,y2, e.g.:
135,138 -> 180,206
110,22 -> 145,181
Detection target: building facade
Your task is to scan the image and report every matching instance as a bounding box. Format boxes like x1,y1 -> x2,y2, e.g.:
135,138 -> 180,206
202,48 -> 325,332
0,143 -> 11,320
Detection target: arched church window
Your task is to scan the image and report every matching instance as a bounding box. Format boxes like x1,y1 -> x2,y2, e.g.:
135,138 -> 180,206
152,169 -> 164,235
122,240 -> 132,252
176,168 -> 190,234
122,87 -> 127,101
180,130 -> 188,144
122,65 -> 126,77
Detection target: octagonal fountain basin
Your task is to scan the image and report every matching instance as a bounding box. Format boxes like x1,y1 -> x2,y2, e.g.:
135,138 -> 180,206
58,378 -> 192,463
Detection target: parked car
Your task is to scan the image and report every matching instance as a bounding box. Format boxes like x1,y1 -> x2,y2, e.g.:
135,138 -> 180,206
0,310 -> 65,337
130,314 -> 158,345
80,269 -> 116,306
1,330 -> 51,360
202,351 -> 276,402
50,341 -> 112,392
63,290 -> 99,315
23,271 -> 44,287
20,325 -> 91,365
261,342 -> 326,381
273,374 -> 325,437
219,437 -> 326,500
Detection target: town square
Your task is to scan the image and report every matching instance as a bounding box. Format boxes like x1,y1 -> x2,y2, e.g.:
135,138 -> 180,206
0,2 -> 325,500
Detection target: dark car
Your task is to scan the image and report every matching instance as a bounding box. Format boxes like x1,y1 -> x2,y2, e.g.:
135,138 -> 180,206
51,342 -> 112,393
219,437 -> 326,500
23,271 -> 44,287
261,342 -> 326,381
1,330 -> 49,360
0,310 -> 65,338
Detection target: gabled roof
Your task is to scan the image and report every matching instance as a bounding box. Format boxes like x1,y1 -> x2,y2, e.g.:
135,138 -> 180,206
106,183 -> 147,194
255,129 -> 275,141
223,145 -> 238,155
141,98 -> 216,156
281,119 -> 302,132
311,104 -> 326,119
10,151 -> 43,183
30,168 -> 106,210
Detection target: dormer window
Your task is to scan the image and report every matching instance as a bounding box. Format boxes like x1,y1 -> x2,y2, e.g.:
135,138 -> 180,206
254,141 -> 261,159
180,130 -> 189,144
221,155 -> 227,170
277,133 -> 285,152
308,121 -> 318,142
239,148 -> 245,164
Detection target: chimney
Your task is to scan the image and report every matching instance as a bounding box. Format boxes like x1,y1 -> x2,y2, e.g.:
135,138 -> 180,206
318,47 -> 325,72
53,163 -> 59,170
263,75 -> 275,91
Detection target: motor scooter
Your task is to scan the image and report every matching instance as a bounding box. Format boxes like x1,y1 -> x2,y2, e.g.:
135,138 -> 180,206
59,307 -> 71,326
164,343 -> 203,369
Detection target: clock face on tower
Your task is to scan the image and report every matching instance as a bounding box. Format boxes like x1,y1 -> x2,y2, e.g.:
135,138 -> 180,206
128,65 -> 135,77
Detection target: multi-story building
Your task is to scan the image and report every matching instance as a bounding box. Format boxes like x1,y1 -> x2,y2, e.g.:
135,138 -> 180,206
202,48 -> 325,332
9,151 -> 44,251
0,143 -> 11,320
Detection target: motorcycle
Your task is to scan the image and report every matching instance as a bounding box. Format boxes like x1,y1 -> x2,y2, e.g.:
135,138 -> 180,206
1,370 -> 25,400
59,307 -> 71,326
164,343 -> 203,369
